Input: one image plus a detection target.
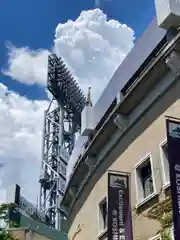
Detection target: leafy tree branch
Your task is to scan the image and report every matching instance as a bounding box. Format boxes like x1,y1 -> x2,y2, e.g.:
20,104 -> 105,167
0,203 -> 19,240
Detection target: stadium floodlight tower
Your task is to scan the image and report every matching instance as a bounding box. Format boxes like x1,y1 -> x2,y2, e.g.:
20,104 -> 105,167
39,54 -> 86,230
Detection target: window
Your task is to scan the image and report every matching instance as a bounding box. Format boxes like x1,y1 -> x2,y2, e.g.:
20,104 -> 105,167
59,161 -> 67,178
135,154 -> 156,204
98,197 -> 107,233
59,179 -> 66,193
160,140 -> 170,187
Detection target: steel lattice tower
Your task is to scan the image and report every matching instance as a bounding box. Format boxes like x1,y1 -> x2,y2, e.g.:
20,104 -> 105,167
39,54 -> 86,229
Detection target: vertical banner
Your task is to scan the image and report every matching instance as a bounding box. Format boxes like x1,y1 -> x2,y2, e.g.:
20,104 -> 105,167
107,172 -> 133,240
166,118 -> 180,240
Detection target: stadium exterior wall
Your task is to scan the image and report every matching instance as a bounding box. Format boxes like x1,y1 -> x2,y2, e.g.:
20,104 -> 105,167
62,36 -> 180,240
68,80 -> 180,240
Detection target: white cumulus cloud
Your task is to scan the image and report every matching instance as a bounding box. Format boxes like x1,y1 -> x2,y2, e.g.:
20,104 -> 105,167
3,44 -> 50,86
0,9 -> 135,203
2,9 -> 134,103
0,83 -> 48,203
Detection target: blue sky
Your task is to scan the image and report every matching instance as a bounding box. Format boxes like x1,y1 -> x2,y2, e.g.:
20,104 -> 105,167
0,0 -> 156,100
0,0 -> 157,204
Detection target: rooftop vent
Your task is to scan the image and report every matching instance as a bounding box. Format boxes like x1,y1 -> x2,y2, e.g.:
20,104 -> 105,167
81,87 -> 94,136
155,0 -> 180,29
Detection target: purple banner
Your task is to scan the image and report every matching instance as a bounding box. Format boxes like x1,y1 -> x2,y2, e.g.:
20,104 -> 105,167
166,118 -> 180,240
107,172 -> 133,240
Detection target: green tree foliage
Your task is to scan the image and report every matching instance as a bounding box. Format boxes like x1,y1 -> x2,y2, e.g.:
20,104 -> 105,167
0,203 -> 18,240
133,197 -> 173,240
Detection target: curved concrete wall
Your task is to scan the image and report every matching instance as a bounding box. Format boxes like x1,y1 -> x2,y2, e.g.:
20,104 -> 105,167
67,75 -> 180,240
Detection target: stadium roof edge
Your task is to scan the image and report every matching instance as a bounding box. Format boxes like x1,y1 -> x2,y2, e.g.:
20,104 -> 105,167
93,17 -> 167,127
61,17 -> 175,212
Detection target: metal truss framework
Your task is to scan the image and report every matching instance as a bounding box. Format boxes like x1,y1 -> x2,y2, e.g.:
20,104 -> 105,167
39,54 -> 86,230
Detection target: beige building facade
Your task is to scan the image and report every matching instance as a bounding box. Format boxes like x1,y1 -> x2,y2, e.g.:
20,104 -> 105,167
61,19 -> 180,240
67,86 -> 179,240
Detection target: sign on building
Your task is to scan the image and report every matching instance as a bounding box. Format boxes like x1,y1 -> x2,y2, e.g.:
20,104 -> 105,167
166,118 -> 180,240
107,172 -> 133,240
